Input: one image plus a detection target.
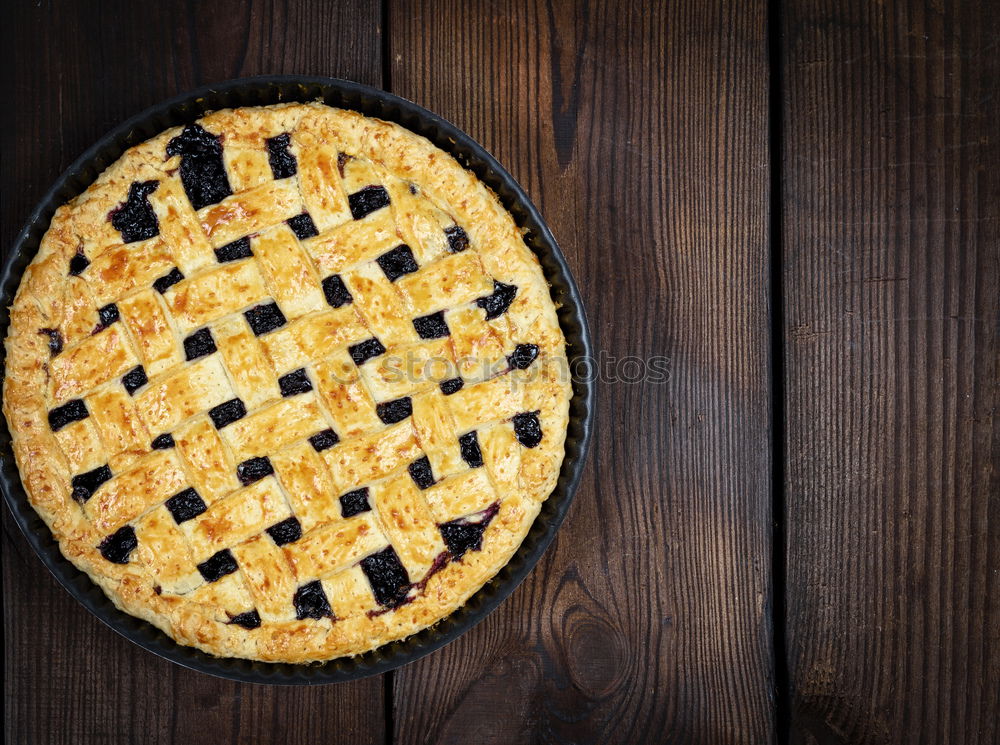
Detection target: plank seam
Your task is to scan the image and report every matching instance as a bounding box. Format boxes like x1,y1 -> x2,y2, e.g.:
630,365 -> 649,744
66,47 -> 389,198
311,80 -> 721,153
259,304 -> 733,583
767,0 -> 791,740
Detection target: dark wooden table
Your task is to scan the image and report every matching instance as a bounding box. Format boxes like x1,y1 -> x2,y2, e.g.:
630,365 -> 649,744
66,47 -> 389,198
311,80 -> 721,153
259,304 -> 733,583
3,1 -> 997,743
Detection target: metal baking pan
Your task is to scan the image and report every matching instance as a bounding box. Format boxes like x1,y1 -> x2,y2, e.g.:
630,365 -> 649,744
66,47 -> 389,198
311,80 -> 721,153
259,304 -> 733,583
0,75 -> 594,684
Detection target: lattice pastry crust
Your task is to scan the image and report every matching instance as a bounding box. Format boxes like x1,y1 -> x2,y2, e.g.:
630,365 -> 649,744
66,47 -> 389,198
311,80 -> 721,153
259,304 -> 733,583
3,103 -> 570,662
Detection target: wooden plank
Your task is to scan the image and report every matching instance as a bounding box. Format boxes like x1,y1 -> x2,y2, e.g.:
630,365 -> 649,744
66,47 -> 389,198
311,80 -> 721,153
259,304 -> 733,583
781,1 -> 1000,742
389,1 -> 776,742
1,2 -> 384,743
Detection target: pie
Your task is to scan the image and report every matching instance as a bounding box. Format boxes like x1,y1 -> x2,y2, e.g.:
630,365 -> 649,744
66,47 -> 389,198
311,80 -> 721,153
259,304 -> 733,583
3,102 -> 570,662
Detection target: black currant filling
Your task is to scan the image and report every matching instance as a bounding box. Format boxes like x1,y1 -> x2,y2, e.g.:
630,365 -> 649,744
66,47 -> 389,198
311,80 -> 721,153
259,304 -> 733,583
266,517 -> 302,546
376,244 -> 418,281
48,398 -> 89,431
309,428 -> 339,452
121,365 -> 148,395
166,123 -> 232,210
71,464 -> 112,503
412,311 -> 449,339
477,280 -> 518,320
244,302 -> 287,336
165,487 -> 207,524
214,237 -> 252,263
322,274 -> 353,308
444,225 -> 470,252
294,580 -> 334,620
349,337 -> 386,366
513,411 -> 543,448
153,267 -> 184,294
266,133 -> 297,179
360,546 -> 411,608
151,433 -> 175,450
39,327 -> 63,356
439,377 -> 464,395
197,549 -> 238,582
458,431 -> 484,468
93,303 -> 120,333
507,343 -> 539,370
286,212 -> 319,239
99,526 -> 138,564
339,487 -> 371,518
408,456 -> 435,489
209,398 -> 247,429
348,185 -> 390,220
109,180 -> 160,243
236,456 -> 273,486
278,368 -> 312,397
227,610 -> 262,629
376,396 -> 412,425
183,327 -> 216,360
68,248 -> 90,276
439,502 -> 500,559
336,152 -> 351,178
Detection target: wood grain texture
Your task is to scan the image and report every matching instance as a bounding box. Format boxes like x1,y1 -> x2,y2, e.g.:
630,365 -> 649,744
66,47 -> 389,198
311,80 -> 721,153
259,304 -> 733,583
781,1 -> 1000,743
388,1 -> 776,743
2,2 -> 385,744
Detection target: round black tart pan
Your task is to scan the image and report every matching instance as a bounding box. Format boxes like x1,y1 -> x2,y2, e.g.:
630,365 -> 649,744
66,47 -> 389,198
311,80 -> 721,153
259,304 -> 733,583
0,76 -> 594,684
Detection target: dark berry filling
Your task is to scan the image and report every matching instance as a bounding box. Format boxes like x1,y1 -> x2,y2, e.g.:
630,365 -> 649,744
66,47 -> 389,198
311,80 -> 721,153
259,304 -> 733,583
439,377 -> 464,395
349,337 -> 386,366
48,398 -> 89,431
166,124 -> 232,210
309,428 -> 339,452
68,248 -> 90,276
513,411 -> 543,448
214,237 -> 252,263
408,456 -> 435,489
39,327 -> 63,356
209,398 -> 247,429
99,525 -> 137,564
477,280 -> 518,320
439,502 -> 500,559
165,487 -> 207,524
153,267 -> 184,294
376,244 -> 418,282
336,152 -> 351,178
360,546 -> 411,608
266,133 -> 297,179
348,185 -> 390,220
266,516 -> 302,546
412,311 -> 449,339
507,343 -> 539,370
71,464 -> 112,503
109,180 -> 160,243
444,225 -> 469,253
278,368 -> 312,397
197,549 -> 238,582
339,487 -> 371,518
183,327 -> 217,360
236,456 -> 273,485
293,580 -> 334,620
376,396 -> 412,425
286,212 -> 318,239
458,431 -> 484,468
94,303 -> 120,333
151,433 -> 175,450
322,274 -> 353,308
227,610 -> 262,629
244,302 -> 287,336
121,365 -> 148,395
